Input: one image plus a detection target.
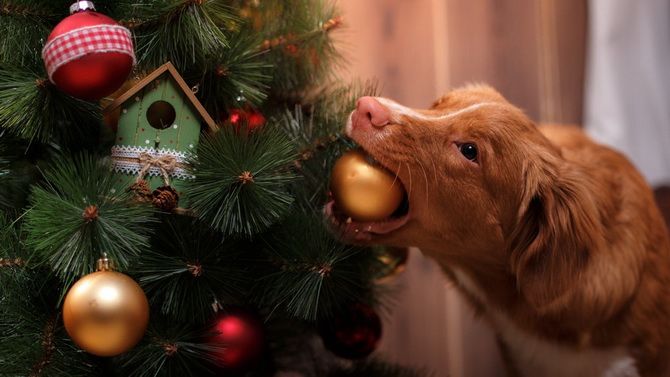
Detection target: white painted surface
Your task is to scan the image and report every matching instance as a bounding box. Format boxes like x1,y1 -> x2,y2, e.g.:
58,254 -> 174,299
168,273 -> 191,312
584,0 -> 670,187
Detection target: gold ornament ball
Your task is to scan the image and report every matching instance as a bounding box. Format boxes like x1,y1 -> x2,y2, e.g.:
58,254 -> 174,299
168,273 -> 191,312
63,270 -> 150,357
330,149 -> 405,222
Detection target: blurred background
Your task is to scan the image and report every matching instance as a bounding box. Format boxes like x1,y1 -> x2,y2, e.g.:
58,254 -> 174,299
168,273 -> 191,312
335,0 -> 670,376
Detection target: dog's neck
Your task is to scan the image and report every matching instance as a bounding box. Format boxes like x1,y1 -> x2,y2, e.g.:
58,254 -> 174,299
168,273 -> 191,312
424,244 -> 521,312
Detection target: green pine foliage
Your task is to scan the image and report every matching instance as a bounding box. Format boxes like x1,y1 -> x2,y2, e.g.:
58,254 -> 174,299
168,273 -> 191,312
0,65 -> 101,143
199,30 -> 271,115
254,0 -> 343,95
0,137 -> 10,208
184,124 -> 296,237
0,134 -> 48,211
116,317 -> 218,377
0,0 -> 63,67
0,216 -> 101,377
254,213 -> 376,321
0,0 -> 426,376
0,271 -> 101,377
134,216 -> 252,324
25,154 -> 155,287
125,0 -> 237,73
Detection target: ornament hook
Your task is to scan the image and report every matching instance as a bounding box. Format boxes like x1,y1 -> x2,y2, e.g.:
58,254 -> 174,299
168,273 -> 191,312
96,253 -> 113,271
70,1 -> 96,14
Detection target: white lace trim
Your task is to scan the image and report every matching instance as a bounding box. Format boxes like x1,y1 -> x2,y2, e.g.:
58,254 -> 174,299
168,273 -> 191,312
111,145 -> 194,180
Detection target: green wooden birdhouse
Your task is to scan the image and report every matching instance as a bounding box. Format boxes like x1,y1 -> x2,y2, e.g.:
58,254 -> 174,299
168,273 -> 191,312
105,62 -> 217,204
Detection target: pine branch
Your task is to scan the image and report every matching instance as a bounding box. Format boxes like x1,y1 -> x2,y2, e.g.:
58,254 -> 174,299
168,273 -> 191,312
0,136 -> 11,209
133,215 -> 252,324
24,153 -> 155,288
198,30 -> 271,117
0,132 -> 44,210
255,0 -> 343,96
0,212 -> 24,260
253,212 -> 377,322
116,317 -> 218,377
123,0 -> 237,74
0,64 -> 101,144
275,80 -> 379,209
28,314 -> 57,377
184,124 -> 297,237
0,1 -> 64,68
259,15 -> 343,52
0,252 -> 99,377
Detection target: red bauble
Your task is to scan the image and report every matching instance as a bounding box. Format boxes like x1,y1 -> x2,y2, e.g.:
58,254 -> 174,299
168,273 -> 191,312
209,309 -> 265,370
247,111 -> 266,130
318,302 -> 382,359
227,108 -> 266,132
42,5 -> 135,101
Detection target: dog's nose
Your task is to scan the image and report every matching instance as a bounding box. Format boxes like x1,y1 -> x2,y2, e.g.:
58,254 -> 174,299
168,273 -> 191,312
352,96 -> 391,130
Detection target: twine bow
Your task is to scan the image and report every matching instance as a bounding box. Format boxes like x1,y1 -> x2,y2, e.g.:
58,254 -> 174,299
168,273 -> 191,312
137,152 -> 177,186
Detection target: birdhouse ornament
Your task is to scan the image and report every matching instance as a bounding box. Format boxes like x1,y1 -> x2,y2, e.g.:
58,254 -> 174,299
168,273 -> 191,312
104,62 -> 217,210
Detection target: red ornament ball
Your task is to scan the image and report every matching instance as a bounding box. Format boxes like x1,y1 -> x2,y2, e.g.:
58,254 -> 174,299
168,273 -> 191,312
209,309 -> 265,370
228,108 -> 266,132
318,302 -> 382,359
42,8 -> 135,101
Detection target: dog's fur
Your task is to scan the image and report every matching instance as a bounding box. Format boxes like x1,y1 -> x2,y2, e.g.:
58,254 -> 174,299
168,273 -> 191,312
339,85 -> 670,376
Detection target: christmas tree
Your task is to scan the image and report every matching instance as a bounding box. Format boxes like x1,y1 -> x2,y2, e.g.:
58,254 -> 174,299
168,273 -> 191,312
0,1 -> 424,376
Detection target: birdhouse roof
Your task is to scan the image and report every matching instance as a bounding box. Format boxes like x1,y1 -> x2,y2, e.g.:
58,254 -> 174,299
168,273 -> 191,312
104,62 -> 218,132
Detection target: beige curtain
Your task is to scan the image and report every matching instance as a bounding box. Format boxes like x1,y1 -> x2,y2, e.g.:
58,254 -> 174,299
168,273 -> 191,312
584,0 -> 670,187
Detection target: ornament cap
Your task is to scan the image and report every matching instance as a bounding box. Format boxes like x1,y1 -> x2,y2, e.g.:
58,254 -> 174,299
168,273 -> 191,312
69,1 -> 96,14
96,253 -> 113,271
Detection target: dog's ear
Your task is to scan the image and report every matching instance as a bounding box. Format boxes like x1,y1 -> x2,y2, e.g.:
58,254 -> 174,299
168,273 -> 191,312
509,157 -> 603,315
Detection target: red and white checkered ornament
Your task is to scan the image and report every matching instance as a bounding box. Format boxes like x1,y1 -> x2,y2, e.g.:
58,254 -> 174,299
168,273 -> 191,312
42,1 -> 135,101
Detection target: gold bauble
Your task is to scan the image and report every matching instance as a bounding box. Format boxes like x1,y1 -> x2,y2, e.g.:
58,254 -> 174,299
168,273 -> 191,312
330,149 -> 405,222
63,257 -> 149,357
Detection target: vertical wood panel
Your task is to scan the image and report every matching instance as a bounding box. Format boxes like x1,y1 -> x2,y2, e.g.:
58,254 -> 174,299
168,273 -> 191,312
445,0 -> 542,119
554,0 -> 587,123
445,0 -> 586,124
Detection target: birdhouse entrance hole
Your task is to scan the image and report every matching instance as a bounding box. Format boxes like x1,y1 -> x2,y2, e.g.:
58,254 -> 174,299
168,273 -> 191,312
146,100 -> 176,129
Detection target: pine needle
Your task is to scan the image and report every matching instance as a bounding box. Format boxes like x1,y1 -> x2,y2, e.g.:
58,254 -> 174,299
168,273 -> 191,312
25,153 -> 155,287
116,317 -> 218,377
133,216 -> 252,324
184,124 -> 297,237
253,213 -> 377,322
198,30 -> 271,116
127,0 -> 237,73
0,64 -> 100,144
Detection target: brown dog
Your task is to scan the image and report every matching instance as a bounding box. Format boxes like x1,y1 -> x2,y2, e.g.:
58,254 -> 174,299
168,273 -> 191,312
327,85 -> 670,376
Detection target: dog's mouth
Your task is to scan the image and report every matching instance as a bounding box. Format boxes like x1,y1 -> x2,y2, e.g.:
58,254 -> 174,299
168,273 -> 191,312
325,149 -> 411,243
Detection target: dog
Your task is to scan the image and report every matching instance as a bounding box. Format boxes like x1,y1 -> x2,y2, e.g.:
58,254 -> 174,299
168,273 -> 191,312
326,85 -> 670,377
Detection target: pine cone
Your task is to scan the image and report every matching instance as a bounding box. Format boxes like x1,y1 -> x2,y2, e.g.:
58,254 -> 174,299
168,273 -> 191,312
152,185 -> 179,212
128,180 -> 153,203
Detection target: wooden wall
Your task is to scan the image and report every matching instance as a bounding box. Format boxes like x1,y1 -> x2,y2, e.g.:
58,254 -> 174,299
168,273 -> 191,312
339,0 -> 587,123
444,0 -> 587,123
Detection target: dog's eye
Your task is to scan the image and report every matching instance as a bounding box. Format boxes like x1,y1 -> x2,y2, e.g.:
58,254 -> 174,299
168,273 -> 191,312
459,143 -> 478,161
